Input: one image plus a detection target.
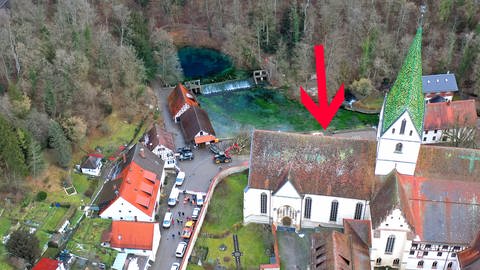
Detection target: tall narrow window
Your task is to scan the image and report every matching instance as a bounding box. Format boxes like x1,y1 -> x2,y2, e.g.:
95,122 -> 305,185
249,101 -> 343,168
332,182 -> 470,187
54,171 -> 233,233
400,119 -> 406,134
432,261 -> 438,268
260,193 -> 267,214
392,128 -> 395,134
393,258 -> 400,266
385,235 -> 395,254
376,258 -> 381,265
304,197 -> 312,219
329,200 -> 339,222
447,262 -> 453,269
418,260 -> 424,268
395,143 -> 403,153
354,202 -> 363,219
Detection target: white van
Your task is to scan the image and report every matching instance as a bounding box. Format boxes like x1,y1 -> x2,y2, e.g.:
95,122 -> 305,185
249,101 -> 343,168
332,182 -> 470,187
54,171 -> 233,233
175,171 -> 185,186
163,212 -> 173,228
168,187 -> 180,206
196,193 -> 204,206
175,242 -> 188,258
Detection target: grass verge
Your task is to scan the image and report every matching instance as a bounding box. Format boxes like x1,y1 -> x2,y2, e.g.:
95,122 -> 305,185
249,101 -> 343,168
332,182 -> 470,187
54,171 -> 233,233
189,172 -> 272,269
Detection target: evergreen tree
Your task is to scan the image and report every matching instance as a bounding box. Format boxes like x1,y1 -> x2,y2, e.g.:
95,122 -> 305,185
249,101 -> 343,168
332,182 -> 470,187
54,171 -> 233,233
27,139 -> 45,178
6,229 -> 40,266
0,115 -> 28,176
48,120 -> 72,168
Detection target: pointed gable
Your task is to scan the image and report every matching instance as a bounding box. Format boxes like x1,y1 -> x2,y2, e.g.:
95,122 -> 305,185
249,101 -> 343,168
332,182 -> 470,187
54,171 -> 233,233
167,83 -> 199,117
370,172 -> 414,230
382,28 -> 424,135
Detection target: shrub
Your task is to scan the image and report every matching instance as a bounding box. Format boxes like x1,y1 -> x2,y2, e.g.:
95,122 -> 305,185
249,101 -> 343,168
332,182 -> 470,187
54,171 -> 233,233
36,191 -> 47,201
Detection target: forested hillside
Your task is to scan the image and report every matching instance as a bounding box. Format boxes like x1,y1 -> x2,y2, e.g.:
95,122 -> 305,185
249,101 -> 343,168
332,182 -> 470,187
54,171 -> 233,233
149,0 -> 480,98
0,0 -> 479,193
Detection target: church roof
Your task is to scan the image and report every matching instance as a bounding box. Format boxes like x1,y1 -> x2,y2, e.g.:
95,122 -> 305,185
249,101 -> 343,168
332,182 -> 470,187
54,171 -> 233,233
424,99 -> 477,130
382,28 -> 425,135
398,174 -> 480,244
249,130 -> 380,200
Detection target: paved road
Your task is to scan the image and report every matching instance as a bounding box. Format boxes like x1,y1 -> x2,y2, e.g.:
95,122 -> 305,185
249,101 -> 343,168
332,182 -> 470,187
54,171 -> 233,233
151,83 -> 248,270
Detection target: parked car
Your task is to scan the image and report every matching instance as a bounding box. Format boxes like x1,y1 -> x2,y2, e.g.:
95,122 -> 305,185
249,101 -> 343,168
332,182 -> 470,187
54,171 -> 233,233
168,187 -> 180,206
163,212 -> 173,228
209,144 -> 221,155
196,193 -> 204,206
170,262 -> 180,270
176,147 -> 194,161
181,220 -> 195,239
192,207 -> 201,221
175,171 -> 186,186
175,242 -> 188,258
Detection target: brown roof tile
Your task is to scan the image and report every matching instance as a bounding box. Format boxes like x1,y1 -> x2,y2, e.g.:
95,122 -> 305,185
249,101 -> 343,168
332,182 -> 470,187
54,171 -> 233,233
343,219 -> 372,248
144,124 -> 175,151
179,106 -> 216,142
458,230 -> 480,269
167,83 -> 199,118
249,130 -> 381,200
310,229 -> 371,270
424,99 -> 477,130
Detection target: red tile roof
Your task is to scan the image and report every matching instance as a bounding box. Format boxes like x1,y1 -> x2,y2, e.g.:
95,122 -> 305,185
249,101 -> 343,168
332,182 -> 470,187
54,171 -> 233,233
116,161 -> 160,216
458,230 -> 480,269
109,221 -> 156,250
167,83 -> 199,117
397,174 -> 480,244
32,258 -> 60,270
424,99 -> 477,130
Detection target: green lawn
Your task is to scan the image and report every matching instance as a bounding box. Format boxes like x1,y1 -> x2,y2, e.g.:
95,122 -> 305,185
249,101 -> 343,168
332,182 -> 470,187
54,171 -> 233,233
189,172 -> 272,269
67,218 -> 117,266
72,174 -> 90,195
202,173 -> 245,234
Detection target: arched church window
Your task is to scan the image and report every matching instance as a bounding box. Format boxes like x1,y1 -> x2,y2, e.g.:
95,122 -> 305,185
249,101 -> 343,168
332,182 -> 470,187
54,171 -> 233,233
400,119 -> 406,134
304,197 -> 312,219
260,193 -> 267,214
395,143 -> 403,153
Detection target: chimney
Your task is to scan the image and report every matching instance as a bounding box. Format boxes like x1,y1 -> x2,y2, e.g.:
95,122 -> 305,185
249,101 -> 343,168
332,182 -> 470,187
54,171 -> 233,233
139,148 -> 146,158
122,153 -> 126,163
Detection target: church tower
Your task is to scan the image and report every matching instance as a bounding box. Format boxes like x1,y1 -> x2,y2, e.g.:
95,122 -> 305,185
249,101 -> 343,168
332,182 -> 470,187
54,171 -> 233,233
375,28 -> 425,176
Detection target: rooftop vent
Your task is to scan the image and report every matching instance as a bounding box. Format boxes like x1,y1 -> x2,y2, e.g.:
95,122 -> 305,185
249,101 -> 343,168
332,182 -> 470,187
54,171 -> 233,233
139,148 -> 146,158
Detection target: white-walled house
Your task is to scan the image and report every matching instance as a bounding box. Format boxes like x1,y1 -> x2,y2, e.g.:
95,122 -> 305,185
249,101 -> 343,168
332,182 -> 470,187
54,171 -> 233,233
143,124 -> 176,169
168,83 -> 199,122
102,221 -> 160,261
179,106 -> 217,146
96,144 -> 164,222
80,154 -> 103,176
422,74 -> 458,103
422,100 -> 477,144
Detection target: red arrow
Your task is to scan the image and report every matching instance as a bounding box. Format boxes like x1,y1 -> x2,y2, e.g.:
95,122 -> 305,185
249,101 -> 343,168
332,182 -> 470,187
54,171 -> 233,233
300,45 -> 344,130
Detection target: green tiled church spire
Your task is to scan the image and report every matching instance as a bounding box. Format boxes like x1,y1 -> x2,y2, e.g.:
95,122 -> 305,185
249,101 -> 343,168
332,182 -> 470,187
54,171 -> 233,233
381,28 -> 424,135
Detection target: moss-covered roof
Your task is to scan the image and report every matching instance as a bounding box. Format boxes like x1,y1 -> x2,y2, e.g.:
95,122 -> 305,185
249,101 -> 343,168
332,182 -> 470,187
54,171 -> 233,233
382,28 -> 425,135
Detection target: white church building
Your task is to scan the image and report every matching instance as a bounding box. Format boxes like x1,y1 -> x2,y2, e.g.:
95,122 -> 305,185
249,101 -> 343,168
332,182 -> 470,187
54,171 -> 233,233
243,26 -> 480,270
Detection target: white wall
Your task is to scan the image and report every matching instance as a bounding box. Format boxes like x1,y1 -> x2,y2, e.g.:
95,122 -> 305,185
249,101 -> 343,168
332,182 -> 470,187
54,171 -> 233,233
244,185 -> 370,229
375,112 -> 422,175
422,129 -> 444,144
243,187 -> 271,224
301,194 -> 368,228
174,103 -> 190,122
371,209 -> 412,269
403,242 -> 464,270
99,197 -> 153,222
81,166 -> 101,177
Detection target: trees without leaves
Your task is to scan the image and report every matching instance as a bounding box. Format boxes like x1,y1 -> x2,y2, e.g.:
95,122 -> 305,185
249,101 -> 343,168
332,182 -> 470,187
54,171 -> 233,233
5,229 -> 40,266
